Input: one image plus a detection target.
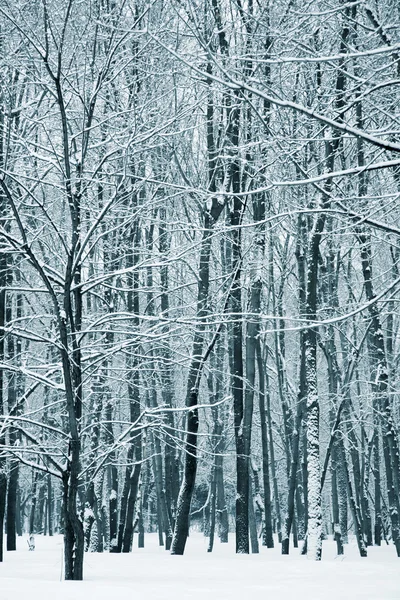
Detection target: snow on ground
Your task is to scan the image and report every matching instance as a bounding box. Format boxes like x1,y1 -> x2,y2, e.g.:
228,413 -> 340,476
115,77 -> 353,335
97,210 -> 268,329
1,533 -> 399,600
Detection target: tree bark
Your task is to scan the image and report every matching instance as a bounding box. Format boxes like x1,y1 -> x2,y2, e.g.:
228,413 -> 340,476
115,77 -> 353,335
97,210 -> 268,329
256,341 -> 274,548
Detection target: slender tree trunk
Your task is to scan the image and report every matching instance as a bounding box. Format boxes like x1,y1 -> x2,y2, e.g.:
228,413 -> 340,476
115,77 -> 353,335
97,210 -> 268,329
270,237 -> 292,481
281,233 -> 306,554
373,430 -> 382,546
171,199 -> 224,555
241,277 -> 261,553
146,224 -> 174,550
331,445 -> 344,555
216,448 -> 229,543
0,471 -> 6,563
281,406 -> 303,555
105,393 -> 118,551
118,211 -> 142,554
256,341 -> 274,548
47,474 -> 53,537
304,206 -> 326,561
249,474 -> 259,554
0,51 -> 7,565
337,440 -> 367,557
84,380 -> 102,551
207,342 -> 227,551
6,461 -> 18,551
150,412 -> 172,549
359,235 -> 400,555
207,454 -> 217,553
6,272 -> 20,551
29,472 -> 39,535
122,459 -> 141,553
264,362 -> 282,541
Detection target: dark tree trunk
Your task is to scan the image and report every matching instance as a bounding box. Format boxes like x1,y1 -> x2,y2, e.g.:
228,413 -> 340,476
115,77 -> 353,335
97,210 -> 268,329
150,413 -> 171,548
29,472 -> 39,535
47,474 -> 53,537
301,425 -> 308,554
138,491 -> 145,549
337,441 -> 367,557
240,277 -> 261,554
0,58 -> 7,565
171,389 -> 200,555
146,219 -> 173,550
213,342 -> 229,546
359,235 -> 400,555
84,482 -> 96,551
248,475 -> 259,554
62,464 -> 84,580
373,430 -> 382,546
337,457 -> 348,545
116,448 -> 132,553
264,363 -> 282,542
84,381 -> 102,552
16,488 -> 22,537
281,406 -> 303,555
6,463 -> 18,551
256,341 -> 274,548
331,445 -> 344,555
108,463 -> 119,550
159,205 -> 180,535
171,199 -> 225,555
207,351 -> 225,553
360,427 -> 373,547
119,209 -> 143,554
216,452 -> 229,543
281,280 -> 306,555
207,456 -> 217,553
282,215 -> 307,555
0,472 -> 6,563
229,109 -> 247,555
270,237 -> 292,482
37,482 -> 46,533
6,279 -> 20,551
122,462 -> 141,552
104,393 -> 118,550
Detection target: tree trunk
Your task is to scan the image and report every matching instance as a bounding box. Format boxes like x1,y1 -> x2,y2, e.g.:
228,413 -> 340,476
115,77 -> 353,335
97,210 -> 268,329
373,429 -> 382,546
104,393 -> 118,550
249,475 -> 259,554
29,472 -> 38,535
331,444 -> 344,555
0,54 -> 7,565
62,463 -> 84,580
337,440 -> 367,557
47,474 -> 53,537
6,463 -> 18,551
216,452 -> 229,543
304,207 -> 325,561
241,277 -> 261,553
0,472 -> 6,562
207,456 -> 217,553
256,341 -> 274,548
159,205 -> 180,535
122,460 -> 141,553
6,278 -> 20,551
171,200 -> 225,555
264,363 -> 282,542
359,235 -> 400,555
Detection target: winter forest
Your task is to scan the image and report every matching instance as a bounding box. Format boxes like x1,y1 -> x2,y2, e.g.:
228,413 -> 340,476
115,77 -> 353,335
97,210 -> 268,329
0,0 -> 400,597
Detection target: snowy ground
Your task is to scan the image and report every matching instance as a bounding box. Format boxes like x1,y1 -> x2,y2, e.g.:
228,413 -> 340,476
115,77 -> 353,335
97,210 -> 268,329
1,533 -> 399,599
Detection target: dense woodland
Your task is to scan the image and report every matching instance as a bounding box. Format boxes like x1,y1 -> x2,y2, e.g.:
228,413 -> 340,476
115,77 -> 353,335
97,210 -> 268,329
0,0 -> 400,581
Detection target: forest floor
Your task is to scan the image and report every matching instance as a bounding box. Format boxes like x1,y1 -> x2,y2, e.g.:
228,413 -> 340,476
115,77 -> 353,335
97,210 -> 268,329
0,532 -> 399,599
